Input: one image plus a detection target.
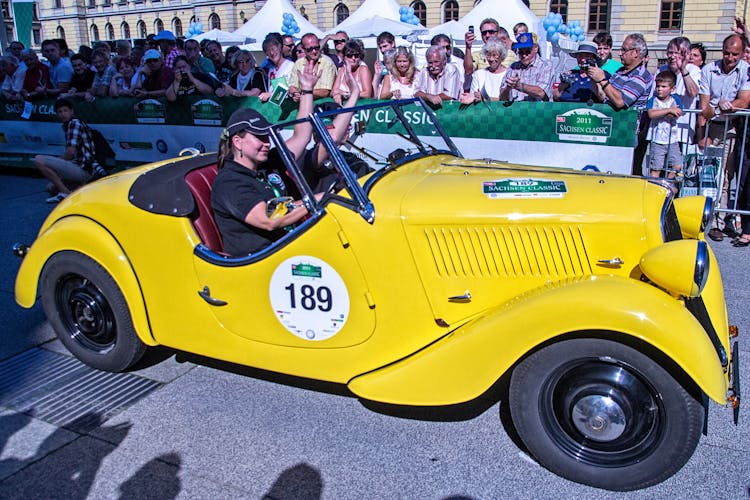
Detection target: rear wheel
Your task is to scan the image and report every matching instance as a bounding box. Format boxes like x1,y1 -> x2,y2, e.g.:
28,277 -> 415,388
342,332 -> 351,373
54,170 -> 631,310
509,338 -> 704,491
41,251 -> 146,372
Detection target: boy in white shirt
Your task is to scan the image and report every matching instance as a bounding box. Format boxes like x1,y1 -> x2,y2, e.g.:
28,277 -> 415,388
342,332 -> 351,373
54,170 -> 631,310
646,70 -> 684,181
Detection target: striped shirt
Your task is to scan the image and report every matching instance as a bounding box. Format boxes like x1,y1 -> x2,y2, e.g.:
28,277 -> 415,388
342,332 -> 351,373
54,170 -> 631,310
608,63 -> 653,110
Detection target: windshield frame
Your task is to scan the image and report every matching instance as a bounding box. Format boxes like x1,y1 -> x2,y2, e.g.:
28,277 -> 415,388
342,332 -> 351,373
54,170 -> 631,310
270,98 -> 462,225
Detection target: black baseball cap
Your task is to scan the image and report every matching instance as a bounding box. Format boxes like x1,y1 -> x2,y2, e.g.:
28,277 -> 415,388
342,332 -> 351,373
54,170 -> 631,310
224,108 -> 274,137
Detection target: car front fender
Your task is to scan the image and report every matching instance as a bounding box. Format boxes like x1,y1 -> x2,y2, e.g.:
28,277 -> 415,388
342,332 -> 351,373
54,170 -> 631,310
14,215 -> 156,345
348,275 -> 727,406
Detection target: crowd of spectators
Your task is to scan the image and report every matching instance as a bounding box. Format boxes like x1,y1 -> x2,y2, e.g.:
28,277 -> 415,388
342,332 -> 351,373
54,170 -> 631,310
2,20 -> 750,240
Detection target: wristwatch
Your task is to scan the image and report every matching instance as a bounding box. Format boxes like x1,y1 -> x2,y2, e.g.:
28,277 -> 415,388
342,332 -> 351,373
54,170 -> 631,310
714,106 -> 721,116
300,89 -> 314,95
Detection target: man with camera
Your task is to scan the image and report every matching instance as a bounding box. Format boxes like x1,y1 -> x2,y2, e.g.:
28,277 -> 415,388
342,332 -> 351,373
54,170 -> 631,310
554,41 -> 610,103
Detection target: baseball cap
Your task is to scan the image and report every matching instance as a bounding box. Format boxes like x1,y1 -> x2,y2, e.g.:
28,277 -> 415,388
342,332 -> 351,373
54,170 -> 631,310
512,32 -> 536,50
144,49 -> 162,61
572,41 -> 598,56
224,108 -> 274,137
153,30 -> 176,41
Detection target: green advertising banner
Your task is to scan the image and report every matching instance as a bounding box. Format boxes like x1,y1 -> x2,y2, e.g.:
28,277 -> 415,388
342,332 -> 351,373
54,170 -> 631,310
10,0 -> 35,48
0,96 -> 639,173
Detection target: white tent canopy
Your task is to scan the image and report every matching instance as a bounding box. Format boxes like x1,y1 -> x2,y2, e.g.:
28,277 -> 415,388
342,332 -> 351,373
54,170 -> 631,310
330,0 -> 403,32
190,29 -> 252,45
327,15 -> 427,38
233,0 -> 322,43
426,0 -> 540,43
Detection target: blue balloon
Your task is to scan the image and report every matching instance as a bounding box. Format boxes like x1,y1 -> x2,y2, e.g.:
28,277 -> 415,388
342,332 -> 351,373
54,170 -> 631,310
408,7 -> 414,15
542,19 -> 550,29
550,32 -> 560,44
196,22 -> 203,31
552,17 -> 561,27
399,6 -> 407,14
555,13 -> 563,23
546,26 -> 556,37
559,24 -> 568,34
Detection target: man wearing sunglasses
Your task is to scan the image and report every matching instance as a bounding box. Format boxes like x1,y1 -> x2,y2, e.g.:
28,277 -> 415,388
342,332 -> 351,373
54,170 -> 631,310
322,31 -> 349,68
288,33 -> 337,102
588,33 -> 653,110
498,32 -> 552,102
464,19 -> 516,80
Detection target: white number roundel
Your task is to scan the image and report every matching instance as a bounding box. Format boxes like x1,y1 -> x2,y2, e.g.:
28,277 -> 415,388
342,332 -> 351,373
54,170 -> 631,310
269,256 -> 350,341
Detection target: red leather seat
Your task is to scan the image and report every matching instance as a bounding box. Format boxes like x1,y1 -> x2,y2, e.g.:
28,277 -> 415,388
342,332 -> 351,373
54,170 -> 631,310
184,164 -> 223,253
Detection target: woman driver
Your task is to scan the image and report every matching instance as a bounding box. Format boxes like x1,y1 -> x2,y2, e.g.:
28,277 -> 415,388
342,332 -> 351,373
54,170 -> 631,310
211,62 -> 320,256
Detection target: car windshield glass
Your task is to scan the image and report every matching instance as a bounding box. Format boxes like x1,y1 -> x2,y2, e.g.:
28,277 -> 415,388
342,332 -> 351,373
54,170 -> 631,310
320,98 -> 460,172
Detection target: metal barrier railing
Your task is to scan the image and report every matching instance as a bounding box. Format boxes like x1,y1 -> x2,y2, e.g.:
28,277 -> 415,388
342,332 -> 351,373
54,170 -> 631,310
646,108 -> 750,232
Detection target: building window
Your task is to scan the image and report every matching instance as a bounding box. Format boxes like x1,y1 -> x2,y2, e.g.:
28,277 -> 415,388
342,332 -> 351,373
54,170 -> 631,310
105,22 -> 114,39
550,0 -> 567,23
87,0 -> 96,8
90,24 -> 99,41
54,0 -> 62,8
1,0 -> 10,18
154,18 -> 164,33
411,1 -> 426,26
137,20 -> 146,38
588,0 -> 609,32
172,17 -> 182,37
443,0 -> 458,22
334,3 -> 349,25
57,26 -> 65,39
660,0 -> 683,30
121,22 -> 130,38
208,13 -> 220,30
32,27 -> 40,44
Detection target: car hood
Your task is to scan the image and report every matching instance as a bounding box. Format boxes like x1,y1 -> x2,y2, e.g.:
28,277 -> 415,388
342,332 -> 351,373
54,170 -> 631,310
391,158 -> 661,226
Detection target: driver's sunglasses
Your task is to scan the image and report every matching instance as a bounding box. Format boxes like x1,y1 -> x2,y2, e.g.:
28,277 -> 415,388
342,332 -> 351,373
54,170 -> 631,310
304,45 -> 321,53
481,29 -> 498,36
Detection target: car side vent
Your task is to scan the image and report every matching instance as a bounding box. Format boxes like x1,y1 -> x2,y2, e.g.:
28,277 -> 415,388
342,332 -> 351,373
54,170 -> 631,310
662,200 -> 682,242
423,225 -> 593,279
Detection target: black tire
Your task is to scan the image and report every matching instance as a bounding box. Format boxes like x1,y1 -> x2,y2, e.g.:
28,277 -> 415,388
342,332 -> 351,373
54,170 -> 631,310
509,338 -> 704,491
40,251 -> 147,372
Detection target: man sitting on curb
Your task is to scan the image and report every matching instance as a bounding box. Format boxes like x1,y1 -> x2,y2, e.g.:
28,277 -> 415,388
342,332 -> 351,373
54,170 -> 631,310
34,98 -> 106,203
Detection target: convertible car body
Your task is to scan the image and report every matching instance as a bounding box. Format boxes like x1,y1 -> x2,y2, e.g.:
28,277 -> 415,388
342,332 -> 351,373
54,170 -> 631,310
15,99 -> 740,491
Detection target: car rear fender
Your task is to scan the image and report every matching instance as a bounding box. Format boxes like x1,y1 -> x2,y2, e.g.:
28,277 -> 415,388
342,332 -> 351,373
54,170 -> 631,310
348,275 -> 727,406
15,215 -> 156,345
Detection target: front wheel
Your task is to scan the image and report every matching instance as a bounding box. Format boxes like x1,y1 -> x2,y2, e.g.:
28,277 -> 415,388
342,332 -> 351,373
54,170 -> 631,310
509,338 -> 704,491
40,251 -> 147,372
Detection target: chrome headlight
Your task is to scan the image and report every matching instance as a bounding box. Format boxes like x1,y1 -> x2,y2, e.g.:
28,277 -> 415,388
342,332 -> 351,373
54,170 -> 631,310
639,240 -> 709,297
672,196 -> 713,239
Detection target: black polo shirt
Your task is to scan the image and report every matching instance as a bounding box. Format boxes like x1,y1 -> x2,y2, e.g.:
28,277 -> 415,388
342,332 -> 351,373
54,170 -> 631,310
211,158 -> 286,256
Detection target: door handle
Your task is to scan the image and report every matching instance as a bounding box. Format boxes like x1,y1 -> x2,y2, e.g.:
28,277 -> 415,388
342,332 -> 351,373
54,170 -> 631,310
198,286 -> 228,306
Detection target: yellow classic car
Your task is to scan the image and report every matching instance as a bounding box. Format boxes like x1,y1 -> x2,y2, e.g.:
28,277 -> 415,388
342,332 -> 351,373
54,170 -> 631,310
14,99 -> 740,491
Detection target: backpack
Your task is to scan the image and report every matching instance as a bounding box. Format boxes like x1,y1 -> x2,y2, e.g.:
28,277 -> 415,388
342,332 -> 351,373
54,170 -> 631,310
83,123 -> 117,172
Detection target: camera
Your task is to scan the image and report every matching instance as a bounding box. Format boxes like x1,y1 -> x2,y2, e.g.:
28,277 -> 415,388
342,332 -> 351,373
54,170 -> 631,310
560,72 -> 576,85
579,58 -> 597,72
